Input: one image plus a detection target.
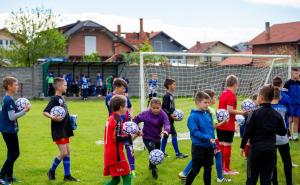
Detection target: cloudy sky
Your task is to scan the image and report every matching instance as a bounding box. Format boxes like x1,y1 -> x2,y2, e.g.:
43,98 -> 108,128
0,0 -> 299,48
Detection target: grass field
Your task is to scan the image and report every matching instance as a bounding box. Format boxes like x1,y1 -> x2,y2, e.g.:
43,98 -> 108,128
0,98 -> 299,185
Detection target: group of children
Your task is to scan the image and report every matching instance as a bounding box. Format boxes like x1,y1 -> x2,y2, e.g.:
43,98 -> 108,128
0,68 -> 298,185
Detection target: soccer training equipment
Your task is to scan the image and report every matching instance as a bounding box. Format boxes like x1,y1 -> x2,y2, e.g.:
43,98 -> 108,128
241,99 -> 255,112
15,98 -> 30,112
173,109 -> 184,121
216,109 -> 230,123
122,121 -> 139,135
149,149 -> 165,165
50,106 -> 66,119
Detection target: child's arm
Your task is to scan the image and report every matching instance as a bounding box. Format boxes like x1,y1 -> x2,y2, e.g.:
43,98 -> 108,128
162,112 -> 171,135
7,100 -> 30,121
240,112 -> 255,152
227,105 -> 246,115
276,114 -> 287,136
115,120 -> 131,143
43,112 -> 63,122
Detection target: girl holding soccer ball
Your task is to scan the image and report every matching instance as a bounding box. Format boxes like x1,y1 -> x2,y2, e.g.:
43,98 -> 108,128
133,98 -> 170,180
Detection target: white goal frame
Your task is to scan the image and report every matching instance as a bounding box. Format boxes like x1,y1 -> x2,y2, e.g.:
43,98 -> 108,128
139,52 -> 292,111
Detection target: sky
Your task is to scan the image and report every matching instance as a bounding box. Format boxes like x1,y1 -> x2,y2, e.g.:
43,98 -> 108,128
0,0 -> 299,48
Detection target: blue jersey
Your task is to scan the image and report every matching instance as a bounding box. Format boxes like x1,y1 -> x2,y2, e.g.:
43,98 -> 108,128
284,79 -> 300,105
271,104 -> 289,145
279,91 -> 291,126
105,93 -> 132,121
0,96 -> 18,133
148,79 -> 158,94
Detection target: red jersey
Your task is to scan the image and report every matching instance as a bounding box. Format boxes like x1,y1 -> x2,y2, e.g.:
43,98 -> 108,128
103,113 -> 130,177
218,88 -> 237,131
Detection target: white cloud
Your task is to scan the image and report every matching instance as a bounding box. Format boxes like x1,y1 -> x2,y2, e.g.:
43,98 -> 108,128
0,12 -> 262,47
246,0 -> 300,8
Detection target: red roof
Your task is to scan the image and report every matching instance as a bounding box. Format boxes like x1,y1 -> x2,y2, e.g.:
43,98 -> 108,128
188,41 -> 236,53
250,21 -> 300,45
219,50 -> 253,66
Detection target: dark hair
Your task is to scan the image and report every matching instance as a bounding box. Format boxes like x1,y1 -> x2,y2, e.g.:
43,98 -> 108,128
164,78 -> 176,89
273,87 -> 281,100
113,78 -> 127,88
203,89 -> 216,99
109,95 -> 127,112
251,94 -> 258,101
259,84 -> 274,102
150,97 -> 161,106
3,76 -> 17,91
226,75 -> 238,87
292,67 -> 298,72
272,76 -> 283,87
53,77 -> 66,90
195,91 -> 211,103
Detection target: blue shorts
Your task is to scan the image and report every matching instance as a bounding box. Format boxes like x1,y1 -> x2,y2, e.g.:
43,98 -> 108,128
290,105 -> 300,117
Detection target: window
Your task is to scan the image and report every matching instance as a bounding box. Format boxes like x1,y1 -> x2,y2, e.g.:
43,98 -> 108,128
85,36 -> 97,55
10,40 -> 13,45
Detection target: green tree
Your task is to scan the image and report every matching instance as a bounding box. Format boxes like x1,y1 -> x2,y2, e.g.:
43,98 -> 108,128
83,52 -> 101,62
5,7 -> 67,66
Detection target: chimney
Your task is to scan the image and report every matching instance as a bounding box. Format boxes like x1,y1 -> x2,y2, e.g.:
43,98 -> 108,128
265,22 -> 270,40
196,41 -> 201,47
140,18 -> 144,34
117,25 -> 121,36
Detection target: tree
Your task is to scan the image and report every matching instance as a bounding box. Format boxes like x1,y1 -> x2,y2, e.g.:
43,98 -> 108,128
83,52 -> 101,62
5,7 -> 67,66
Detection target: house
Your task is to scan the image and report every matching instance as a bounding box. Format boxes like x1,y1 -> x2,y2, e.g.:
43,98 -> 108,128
249,21 -> 300,63
219,50 -> 253,66
0,28 -> 15,50
233,42 -> 252,52
58,20 -> 135,61
187,41 -> 237,64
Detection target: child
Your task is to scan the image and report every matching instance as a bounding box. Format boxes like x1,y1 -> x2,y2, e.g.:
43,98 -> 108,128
104,95 -> 132,185
283,67 -> 300,141
0,76 -> 31,185
161,78 -> 188,158
185,91 -> 215,185
179,90 -> 231,184
240,85 -> 287,185
147,73 -> 158,107
217,75 -> 245,175
106,75 -> 113,95
43,77 -> 79,182
133,98 -> 170,180
81,75 -> 89,100
105,78 -> 136,176
271,87 -> 293,185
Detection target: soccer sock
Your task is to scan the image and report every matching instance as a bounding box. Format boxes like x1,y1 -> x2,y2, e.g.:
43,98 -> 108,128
183,160 -> 193,176
160,137 -> 168,153
171,137 -> 180,155
63,156 -> 71,176
125,144 -> 135,171
219,144 -> 225,170
215,152 -> 223,179
106,177 -> 121,185
50,157 -> 61,172
122,174 -> 132,185
223,146 -> 232,171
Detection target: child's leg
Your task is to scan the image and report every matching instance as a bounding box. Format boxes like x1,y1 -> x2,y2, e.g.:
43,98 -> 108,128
105,176 -> 121,185
278,144 -> 293,185
49,143 -> 68,175
186,146 -> 202,185
0,133 -> 20,179
143,139 -> 156,169
215,151 -> 223,179
171,135 -> 181,155
122,174 -> 132,185
125,142 -> 135,171
182,160 -> 192,176
292,116 -> 299,139
63,144 -> 71,176
160,134 -> 168,153
203,164 -> 212,185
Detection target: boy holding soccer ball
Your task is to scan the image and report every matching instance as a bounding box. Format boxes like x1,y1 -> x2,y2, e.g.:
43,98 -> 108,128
161,78 -> 188,158
43,77 -> 79,182
133,98 -> 170,179
104,95 -> 132,185
0,76 -> 31,185
185,91 -> 215,185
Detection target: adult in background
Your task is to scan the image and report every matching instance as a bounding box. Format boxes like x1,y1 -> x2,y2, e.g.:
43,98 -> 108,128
46,72 -> 55,97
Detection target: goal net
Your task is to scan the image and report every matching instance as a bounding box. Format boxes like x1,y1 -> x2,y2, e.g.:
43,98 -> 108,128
133,52 -> 291,150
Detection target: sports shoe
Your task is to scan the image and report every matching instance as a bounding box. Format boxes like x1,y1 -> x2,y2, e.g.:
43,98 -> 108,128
217,178 -> 232,183
0,179 -> 9,185
64,175 -> 80,182
223,170 -> 239,175
292,163 -> 298,167
5,177 -> 18,183
164,153 -> 169,157
152,168 -> 158,180
47,169 -> 55,180
178,172 -> 187,184
131,170 -> 137,177
176,153 -> 188,159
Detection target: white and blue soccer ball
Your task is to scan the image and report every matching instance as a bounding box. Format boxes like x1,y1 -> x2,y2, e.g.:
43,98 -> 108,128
149,149 -> 165,165
241,99 -> 255,112
236,115 -> 245,126
15,98 -> 31,112
173,109 -> 184,121
216,109 -> 230,122
50,106 -> 66,119
122,121 -> 139,135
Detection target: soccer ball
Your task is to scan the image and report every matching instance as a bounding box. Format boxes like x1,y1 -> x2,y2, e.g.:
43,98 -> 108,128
241,99 -> 255,112
50,106 -> 66,119
15,98 -> 30,112
149,149 -> 165,165
216,109 -> 230,122
122,121 -> 139,135
173,109 -> 184,121
236,115 -> 245,126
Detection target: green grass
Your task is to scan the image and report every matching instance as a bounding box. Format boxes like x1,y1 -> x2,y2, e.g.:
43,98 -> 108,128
0,99 -> 299,185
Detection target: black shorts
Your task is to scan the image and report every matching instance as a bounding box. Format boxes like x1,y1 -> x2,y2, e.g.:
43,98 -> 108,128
216,129 -> 234,143
148,93 -> 157,99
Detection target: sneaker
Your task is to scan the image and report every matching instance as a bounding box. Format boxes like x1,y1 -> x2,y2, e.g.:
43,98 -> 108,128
292,163 -> 299,167
152,168 -> 158,180
178,171 -> 187,179
176,153 -> 188,159
164,153 -> 169,158
217,178 -> 232,183
0,179 -> 9,185
47,170 -> 55,180
64,175 -> 80,182
223,170 -> 239,175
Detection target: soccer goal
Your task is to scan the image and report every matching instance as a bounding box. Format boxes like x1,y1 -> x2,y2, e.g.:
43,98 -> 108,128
133,52 -> 291,150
